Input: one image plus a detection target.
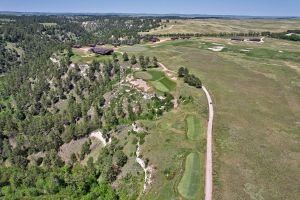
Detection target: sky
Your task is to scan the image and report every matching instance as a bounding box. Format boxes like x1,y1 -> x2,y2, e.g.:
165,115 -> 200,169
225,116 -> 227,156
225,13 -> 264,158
1,0 -> 300,17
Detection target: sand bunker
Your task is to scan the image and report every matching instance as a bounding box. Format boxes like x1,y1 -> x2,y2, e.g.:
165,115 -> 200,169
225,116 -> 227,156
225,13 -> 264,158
208,46 -> 225,52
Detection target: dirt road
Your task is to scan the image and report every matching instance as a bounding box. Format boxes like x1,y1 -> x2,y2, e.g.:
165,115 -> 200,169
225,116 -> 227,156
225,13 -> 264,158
202,86 -> 214,200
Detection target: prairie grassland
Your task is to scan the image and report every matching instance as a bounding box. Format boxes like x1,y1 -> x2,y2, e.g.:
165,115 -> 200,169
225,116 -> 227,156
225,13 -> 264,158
143,19 -> 300,34
126,37 -> 300,199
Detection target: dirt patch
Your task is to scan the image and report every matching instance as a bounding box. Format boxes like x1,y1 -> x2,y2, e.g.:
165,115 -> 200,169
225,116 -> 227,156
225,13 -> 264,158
127,75 -> 150,92
158,62 -> 177,80
58,137 -> 89,163
90,130 -> 111,146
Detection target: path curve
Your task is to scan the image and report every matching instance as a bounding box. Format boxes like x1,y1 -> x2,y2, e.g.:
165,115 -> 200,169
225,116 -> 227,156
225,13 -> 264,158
202,86 -> 214,200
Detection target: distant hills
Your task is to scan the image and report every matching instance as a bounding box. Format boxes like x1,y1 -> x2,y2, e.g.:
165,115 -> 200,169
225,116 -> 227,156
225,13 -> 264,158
0,11 -> 299,19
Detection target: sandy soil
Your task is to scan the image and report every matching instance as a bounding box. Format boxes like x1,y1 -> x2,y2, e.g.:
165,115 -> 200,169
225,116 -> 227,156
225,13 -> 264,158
136,142 -> 154,194
90,130 -> 111,146
158,62 -> 177,80
127,75 -> 150,92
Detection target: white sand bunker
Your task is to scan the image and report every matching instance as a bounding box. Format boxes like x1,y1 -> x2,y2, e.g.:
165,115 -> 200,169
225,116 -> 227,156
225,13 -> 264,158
208,46 -> 225,52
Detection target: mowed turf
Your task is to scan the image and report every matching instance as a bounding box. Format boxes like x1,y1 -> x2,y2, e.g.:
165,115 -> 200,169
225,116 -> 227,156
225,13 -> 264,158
186,115 -> 202,140
178,152 -> 201,199
134,71 -> 153,80
134,69 -> 176,92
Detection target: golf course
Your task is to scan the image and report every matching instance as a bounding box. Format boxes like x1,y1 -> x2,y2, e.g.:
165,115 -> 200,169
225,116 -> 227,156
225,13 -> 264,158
123,28 -> 300,199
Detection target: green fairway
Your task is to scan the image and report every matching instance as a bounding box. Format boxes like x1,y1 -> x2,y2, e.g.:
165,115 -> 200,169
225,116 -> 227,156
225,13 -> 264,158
186,115 -> 202,140
150,79 -> 170,92
134,69 -> 176,92
178,152 -> 201,199
134,71 -> 153,80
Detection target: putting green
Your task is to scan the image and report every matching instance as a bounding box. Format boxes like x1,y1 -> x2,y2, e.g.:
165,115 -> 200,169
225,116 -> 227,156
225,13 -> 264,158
186,115 -> 202,140
178,152 -> 201,199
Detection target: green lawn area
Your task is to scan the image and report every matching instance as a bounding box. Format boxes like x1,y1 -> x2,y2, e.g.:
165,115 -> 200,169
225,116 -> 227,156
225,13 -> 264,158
134,69 -> 176,92
134,71 -> 153,80
119,45 -> 148,53
71,49 -> 114,64
186,115 -> 202,141
178,152 -> 202,200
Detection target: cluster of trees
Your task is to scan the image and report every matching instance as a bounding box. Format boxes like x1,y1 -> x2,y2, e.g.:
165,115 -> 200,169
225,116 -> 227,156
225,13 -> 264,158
81,16 -> 161,45
262,31 -> 300,41
0,138 -> 132,199
146,29 -> 300,42
0,38 -> 21,73
122,52 -> 158,69
178,67 -> 202,88
0,15 -> 172,199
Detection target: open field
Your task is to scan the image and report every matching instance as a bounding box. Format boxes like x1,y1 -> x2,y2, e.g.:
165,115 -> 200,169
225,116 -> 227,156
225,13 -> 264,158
142,19 -> 300,34
125,36 -> 300,199
134,69 -> 176,92
186,115 -> 202,141
178,152 -> 202,199
71,47 -> 115,64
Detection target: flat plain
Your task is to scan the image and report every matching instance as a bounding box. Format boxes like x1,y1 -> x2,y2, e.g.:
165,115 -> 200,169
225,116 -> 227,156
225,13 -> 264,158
142,19 -> 300,34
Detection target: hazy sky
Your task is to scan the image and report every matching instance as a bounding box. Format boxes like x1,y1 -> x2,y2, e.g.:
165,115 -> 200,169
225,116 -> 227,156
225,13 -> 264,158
1,0 -> 300,16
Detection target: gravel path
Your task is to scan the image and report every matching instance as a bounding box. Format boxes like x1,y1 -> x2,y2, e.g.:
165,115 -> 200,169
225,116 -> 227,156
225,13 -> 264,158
202,86 -> 214,200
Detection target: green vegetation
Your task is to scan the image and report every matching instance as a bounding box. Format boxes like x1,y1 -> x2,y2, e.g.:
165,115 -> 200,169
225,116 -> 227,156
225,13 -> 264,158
2,14 -> 299,200
132,35 -> 300,199
186,115 -> 202,140
134,69 -> 176,92
40,22 -> 58,27
178,152 -> 202,199
134,71 -> 153,80
71,48 -> 114,64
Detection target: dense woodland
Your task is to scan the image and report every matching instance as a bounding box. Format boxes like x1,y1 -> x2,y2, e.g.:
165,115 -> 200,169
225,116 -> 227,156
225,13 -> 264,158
0,15 -> 165,199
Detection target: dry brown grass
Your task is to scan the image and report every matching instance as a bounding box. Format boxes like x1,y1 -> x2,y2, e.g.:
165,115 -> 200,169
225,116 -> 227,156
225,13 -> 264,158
143,19 -> 300,35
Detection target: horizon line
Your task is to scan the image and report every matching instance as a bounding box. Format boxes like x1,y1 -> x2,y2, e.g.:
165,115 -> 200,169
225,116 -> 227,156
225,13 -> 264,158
0,10 -> 300,18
